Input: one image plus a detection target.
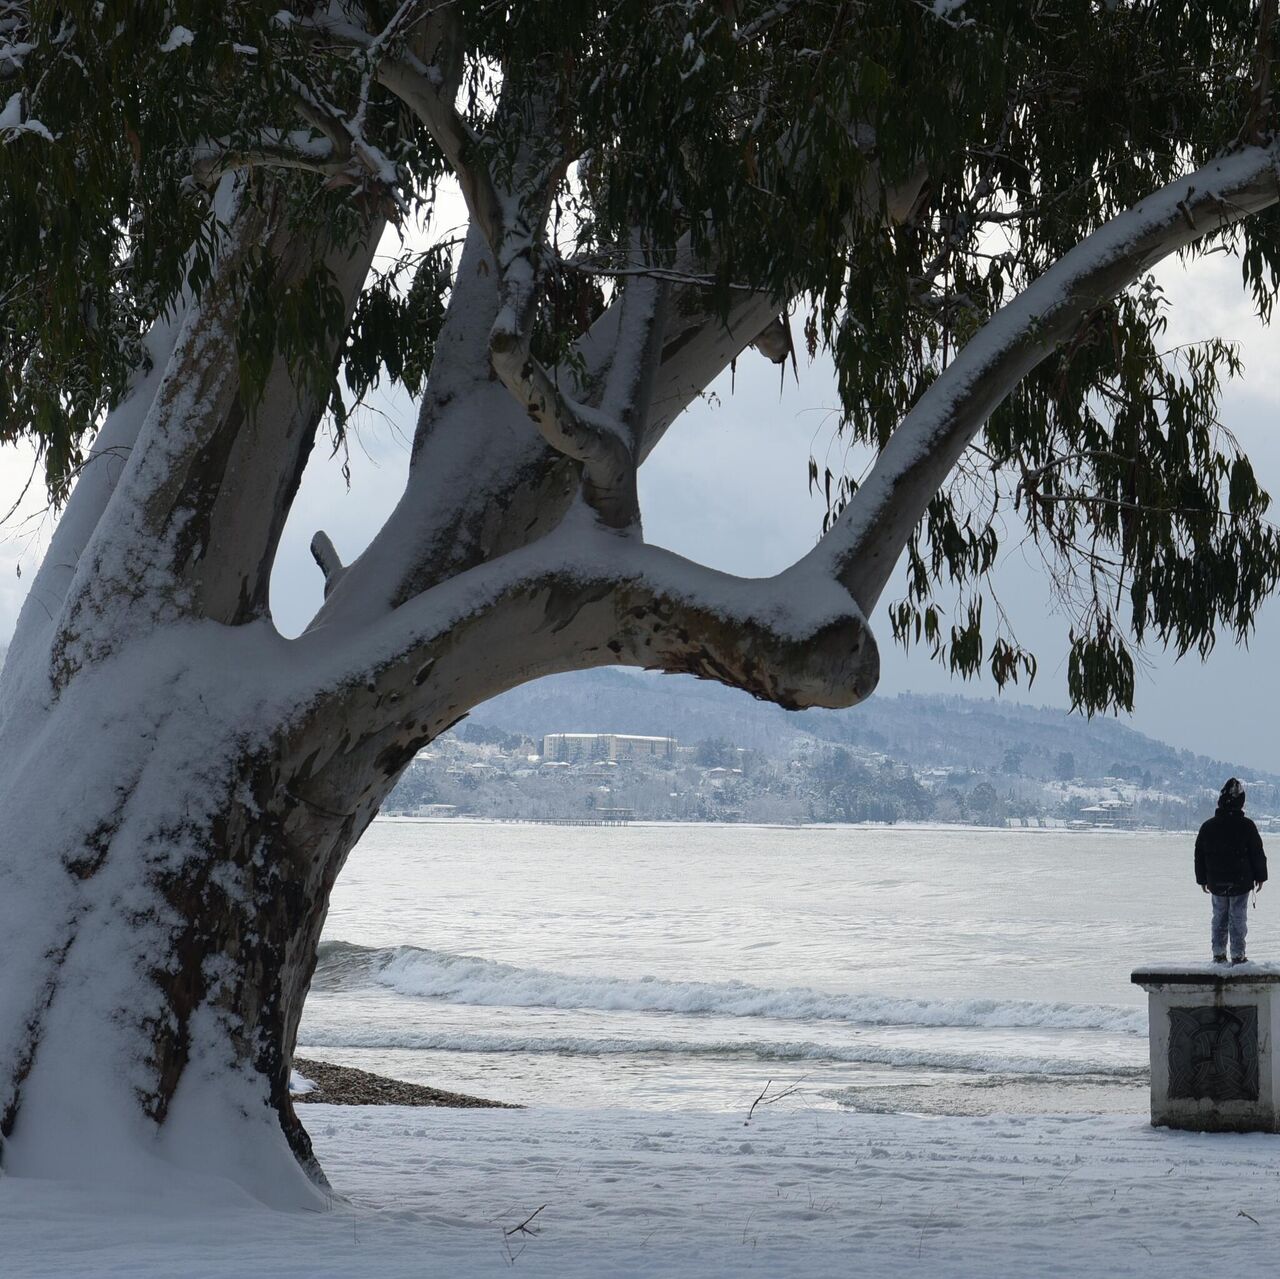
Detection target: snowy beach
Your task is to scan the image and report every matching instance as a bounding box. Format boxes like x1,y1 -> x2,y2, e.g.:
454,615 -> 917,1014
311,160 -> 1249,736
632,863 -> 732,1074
7,819 -> 1273,1276
7,1104 -> 1280,1278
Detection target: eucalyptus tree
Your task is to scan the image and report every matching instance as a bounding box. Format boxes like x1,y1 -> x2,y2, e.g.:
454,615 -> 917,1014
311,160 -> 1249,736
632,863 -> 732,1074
3,0 -> 1280,1204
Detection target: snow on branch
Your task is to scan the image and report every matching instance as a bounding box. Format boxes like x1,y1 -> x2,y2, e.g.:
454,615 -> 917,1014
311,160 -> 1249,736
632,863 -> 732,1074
308,16 -> 658,526
298,508 -> 878,735
284,73 -> 403,199
733,2 -> 807,44
489,237 -> 638,527
300,5 -> 503,245
598,245 -> 672,433
799,143 -> 1280,614
190,74 -> 403,202
490,324 -> 632,474
7,312 -> 182,660
0,88 -> 50,140
316,120 -> 924,630
190,129 -> 349,185
464,82 -> 648,526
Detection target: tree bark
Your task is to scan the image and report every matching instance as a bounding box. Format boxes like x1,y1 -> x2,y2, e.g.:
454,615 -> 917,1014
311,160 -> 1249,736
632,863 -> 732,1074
0,615 -> 420,1206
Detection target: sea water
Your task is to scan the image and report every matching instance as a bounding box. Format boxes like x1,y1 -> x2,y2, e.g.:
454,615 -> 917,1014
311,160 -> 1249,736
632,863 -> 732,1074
298,820 -> 1267,1115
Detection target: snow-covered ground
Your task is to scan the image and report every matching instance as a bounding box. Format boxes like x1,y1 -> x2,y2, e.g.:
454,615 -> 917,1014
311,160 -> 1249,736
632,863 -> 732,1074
5,1102 -> 1280,1278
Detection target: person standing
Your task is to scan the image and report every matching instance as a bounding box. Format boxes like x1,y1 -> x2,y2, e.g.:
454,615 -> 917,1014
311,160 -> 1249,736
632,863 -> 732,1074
1195,777 -> 1267,964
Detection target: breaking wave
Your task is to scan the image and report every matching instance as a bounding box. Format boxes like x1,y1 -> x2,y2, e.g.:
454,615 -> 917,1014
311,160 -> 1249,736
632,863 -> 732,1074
314,940 -> 1146,1035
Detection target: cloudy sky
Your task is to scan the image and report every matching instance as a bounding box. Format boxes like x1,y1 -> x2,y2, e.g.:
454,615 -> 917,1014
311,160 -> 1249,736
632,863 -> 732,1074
4,243 -> 1280,771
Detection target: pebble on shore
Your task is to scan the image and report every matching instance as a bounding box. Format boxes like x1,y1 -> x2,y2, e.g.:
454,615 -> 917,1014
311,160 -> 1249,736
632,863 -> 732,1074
291,1057 -> 519,1109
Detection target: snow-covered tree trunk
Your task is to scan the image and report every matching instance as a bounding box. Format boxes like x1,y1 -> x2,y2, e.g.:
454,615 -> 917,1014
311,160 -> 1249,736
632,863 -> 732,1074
0,196 -> 875,1200
4,3 -> 1280,1208
0,188 -> 398,1204
0,670 -> 361,1205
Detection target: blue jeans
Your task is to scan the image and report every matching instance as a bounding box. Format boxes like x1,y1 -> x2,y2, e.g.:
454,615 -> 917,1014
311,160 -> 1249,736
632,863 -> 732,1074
1211,892 -> 1250,959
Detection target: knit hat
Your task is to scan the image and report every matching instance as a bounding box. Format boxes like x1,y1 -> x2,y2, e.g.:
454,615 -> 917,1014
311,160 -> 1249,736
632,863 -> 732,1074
1220,777 -> 1247,811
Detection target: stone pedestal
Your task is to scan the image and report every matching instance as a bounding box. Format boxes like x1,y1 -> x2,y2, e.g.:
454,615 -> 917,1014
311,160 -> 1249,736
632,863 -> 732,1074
1131,964 -> 1280,1133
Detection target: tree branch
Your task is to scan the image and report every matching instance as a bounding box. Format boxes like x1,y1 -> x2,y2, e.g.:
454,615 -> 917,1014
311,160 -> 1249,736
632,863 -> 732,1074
600,263 -> 672,432
488,246 -> 637,526
190,131 -> 349,185
302,5 -> 504,246
309,225 -> 552,627
48,184 -> 386,684
6,309 -> 183,667
309,531 -> 346,599
283,73 -> 403,200
296,510 -> 878,777
634,167 -> 929,458
313,152 -> 925,630
190,65 -> 406,200
734,2 -> 807,45
800,144 -> 1280,613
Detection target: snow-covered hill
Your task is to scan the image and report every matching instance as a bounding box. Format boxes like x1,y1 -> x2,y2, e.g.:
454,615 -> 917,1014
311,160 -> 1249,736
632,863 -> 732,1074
471,669 -> 1277,790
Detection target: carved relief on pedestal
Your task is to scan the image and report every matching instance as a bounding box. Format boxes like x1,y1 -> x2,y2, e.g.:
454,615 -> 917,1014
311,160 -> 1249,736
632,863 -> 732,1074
1167,1004 -> 1260,1102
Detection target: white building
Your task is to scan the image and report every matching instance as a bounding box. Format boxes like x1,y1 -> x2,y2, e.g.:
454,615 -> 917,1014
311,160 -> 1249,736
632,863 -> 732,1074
541,733 -> 678,763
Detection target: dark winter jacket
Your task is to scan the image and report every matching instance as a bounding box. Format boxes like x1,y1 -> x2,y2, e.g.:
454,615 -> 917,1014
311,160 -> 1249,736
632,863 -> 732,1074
1195,808 -> 1268,896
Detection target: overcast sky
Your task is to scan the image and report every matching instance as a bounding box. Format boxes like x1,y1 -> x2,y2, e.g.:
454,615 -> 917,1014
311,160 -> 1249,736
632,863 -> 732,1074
3,246 -> 1280,771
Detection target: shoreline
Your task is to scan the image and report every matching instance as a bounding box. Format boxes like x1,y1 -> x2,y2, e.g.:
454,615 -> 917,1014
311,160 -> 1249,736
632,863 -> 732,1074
294,1049 -> 1149,1122
292,1057 -> 519,1109
374,815 -> 1193,837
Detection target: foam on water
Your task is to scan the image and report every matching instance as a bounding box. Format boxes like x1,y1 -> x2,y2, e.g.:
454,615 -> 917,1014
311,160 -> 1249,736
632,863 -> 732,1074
312,823 -> 1204,1110
315,940 -> 1147,1035
297,1021 -> 1147,1078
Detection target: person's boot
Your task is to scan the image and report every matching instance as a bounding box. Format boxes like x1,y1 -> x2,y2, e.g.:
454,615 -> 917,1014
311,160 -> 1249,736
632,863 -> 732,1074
1231,955 -> 1249,965
1214,953 -> 1227,963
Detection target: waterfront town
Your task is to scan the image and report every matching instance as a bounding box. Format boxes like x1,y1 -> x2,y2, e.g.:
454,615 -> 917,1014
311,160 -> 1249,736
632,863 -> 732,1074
383,724 -> 1278,831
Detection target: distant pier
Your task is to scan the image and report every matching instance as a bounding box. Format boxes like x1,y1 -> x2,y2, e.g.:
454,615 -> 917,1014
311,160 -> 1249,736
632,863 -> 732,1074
504,809 -> 635,827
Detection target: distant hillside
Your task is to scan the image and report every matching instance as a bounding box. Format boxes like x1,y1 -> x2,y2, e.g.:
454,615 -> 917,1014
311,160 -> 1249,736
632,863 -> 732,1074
473,669 -> 792,753
471,669 -> 1277,791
